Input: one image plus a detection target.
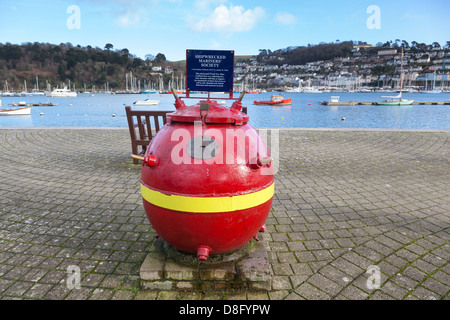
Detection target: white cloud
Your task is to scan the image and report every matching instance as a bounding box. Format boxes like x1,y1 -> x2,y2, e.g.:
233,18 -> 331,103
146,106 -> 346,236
190,4 -> 265,32
115,7 -> 145,27
400,10 -> 429,21
194,0 -> 227,11
90,0 -> 155,27
274,12 -> 297,25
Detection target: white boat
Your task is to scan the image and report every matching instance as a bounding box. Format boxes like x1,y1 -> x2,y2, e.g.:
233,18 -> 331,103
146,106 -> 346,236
301,86 -> 322,93
133,99 -> 159,106
11,101 -> 28,106
141,89 -> 159,94
30,89 -> 45,96
321,96 -> 357,106
286,78 -> 322,93
375,92 -> 414,106
0,106 -> 31,115
421,90 -> 442,94
287,87 -> 322,93
46,86 -> 77,97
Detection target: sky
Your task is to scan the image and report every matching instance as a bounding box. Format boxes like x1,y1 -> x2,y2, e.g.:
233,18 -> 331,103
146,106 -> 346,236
1,0 -> 449,61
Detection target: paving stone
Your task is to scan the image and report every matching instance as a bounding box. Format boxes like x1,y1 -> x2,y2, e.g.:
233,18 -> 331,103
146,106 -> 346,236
22,283 -> 54,299
88,288 -> 115,300
3,281 -> 34,297
199,261 -> 235,281
237,257 -> 272,282
339,285 -> 369,300
307,273 -> 343,296
142,280 -> 173,291
379,281 -> 409,299
139,252 -> 165,280
164,259 -> 197,281
0,128 -> 448,300
295,282 -> 330,300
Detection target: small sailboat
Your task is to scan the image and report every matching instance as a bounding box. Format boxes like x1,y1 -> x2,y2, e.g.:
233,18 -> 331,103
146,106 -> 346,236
141,89 -> 159,94
375,48 -> 414,106
375,92 -> 414,106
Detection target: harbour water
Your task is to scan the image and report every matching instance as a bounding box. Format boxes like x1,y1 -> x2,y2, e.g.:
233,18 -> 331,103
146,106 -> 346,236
0,92 -> 449,129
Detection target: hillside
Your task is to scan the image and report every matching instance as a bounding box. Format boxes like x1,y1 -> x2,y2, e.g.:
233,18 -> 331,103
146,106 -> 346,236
1,40 -> 448,91
257,41 -> 354,66
0,41 -> 354,91
0,42 -> 183,91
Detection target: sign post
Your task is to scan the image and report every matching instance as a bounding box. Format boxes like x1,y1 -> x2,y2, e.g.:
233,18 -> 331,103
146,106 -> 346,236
185,49 -> 235,99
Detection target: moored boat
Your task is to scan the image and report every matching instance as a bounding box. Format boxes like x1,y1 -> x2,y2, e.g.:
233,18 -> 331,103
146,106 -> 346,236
133,99 -> 159,106
141,89 -> 159,94
168,90 -> 183,95
321,96 -> 357,106
39,102 -> 58,106
254,94 -> 291,106
0,106 -> 31,115
11,101 -> 28,106
46,86 -> 77,97
375,94 -> 414,106
375,48 -> 414,106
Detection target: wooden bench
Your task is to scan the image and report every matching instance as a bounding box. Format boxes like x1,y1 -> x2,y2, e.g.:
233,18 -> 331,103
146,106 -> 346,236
125,106 -> 171,163
125,105 -> 248,164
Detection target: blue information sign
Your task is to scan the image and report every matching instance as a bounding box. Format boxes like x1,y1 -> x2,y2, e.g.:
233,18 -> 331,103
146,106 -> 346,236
186,49 -> 234,92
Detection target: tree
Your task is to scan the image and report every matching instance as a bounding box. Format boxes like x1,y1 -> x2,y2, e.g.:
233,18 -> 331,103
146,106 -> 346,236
58,64 -> 66,81
154,53 -> 166,63
68,69 -> 76,81
145,54 -> 155,61
105,43 -> 113,51
106,65 -> 115,76
258,49 -> 268,56
418,43 -> 427,51
432,42 -> 441,49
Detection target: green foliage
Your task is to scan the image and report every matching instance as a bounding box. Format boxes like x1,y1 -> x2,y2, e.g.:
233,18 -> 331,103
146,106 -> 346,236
0,42 -> 183,91
257,41 -> 354,66
154,53 -> 166,63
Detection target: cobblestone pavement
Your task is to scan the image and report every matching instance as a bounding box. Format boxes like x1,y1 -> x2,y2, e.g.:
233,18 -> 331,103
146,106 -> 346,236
0,128 -> 448,300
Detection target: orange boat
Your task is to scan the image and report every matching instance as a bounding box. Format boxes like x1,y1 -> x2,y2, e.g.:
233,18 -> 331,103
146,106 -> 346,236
254,94 -> 291,106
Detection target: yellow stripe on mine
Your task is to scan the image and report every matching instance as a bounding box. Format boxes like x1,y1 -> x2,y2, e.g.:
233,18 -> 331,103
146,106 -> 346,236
140,182 -> 274,213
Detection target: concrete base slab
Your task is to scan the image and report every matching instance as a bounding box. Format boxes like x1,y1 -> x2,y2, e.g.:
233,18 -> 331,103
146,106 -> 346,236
140,235 -> 272,292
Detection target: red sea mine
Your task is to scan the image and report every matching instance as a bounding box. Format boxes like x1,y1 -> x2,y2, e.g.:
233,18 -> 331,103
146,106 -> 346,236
139,93 -> 274,261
